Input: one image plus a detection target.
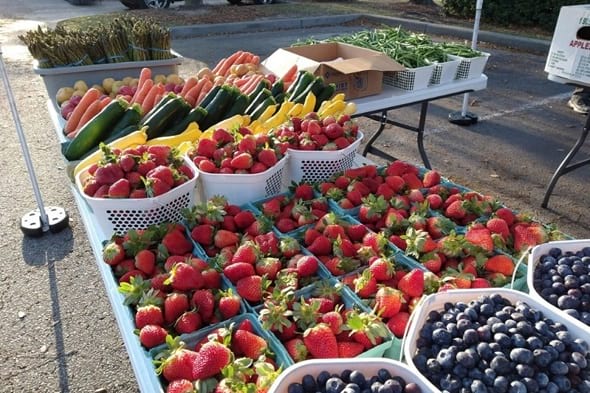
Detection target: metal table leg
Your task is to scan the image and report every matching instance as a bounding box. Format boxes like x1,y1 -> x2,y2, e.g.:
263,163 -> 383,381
417,101 -> 431,169
541,112 -> 590,208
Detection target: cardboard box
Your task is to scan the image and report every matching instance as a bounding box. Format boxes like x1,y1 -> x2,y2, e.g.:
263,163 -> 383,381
262,42 -> 405,99
544,5 -> 590,86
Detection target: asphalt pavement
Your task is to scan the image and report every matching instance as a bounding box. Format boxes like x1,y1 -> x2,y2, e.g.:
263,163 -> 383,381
0,1 -> 589,392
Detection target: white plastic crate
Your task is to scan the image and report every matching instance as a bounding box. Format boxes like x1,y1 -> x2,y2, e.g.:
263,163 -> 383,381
448,51 -> 490,80
197,154 -> 288,206
383,64 -> 435,91
527,239 -> 590,332
286,132 -> 363,183
404,288 -> 590,393
76,157 -> 198,239
429,58 -> 461,86
268,358 -> 436,393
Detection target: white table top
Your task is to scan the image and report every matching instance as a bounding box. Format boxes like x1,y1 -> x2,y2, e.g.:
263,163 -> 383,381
353,75 -> 488,115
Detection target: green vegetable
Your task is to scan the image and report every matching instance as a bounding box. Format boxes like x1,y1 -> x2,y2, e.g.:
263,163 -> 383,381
63,98 -> 128,161
110,103 -> 142,135
250,96 -> 277,121
161,106 -> 208,137
200,85 -> 237,130
140,96 -> 190,139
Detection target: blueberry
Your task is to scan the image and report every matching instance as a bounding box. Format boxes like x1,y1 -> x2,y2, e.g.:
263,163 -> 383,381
549,248 -> 563,258
374,368 -> 391,384
572,351 -> 589,368
470,379 -> 487,393
371,381 -> 383,393
463,329 -> 479,346
343,383 -> 361,393
510,347 -> 534,364
439,374 -> 462,392
552,282 -> 567,296
476,342 -> 494,360
382,379 -> 402,393
457,349 -> 478,369
564,309 -> 580,319
301,374 -> 317,392
437,349 -> 456,370
479,303 -> 495,317
516,320 -> 535,336
326,377 -> 346,393
534,349 -> 552,367
477,325 -> 492,342
427,310 -> 441,322
578,380 -> 590,393
287,383 -> 305,393
553,375 -> 571,391
404,382 -> 422,393
515,363 -> 535,378
452,363 -> 468,378
317,370 -> 331,387
341,369 -> 353,383
557,294 -> 580,309
545,381 -> 559,393
509,380 -> 527,393
494,332 -> 511,349
511,333 -> 526,348
432,328 -> 453,346
522,377 -> 539,393
349,371 -> 366,389
490,355 -> 513,374
549,360 -> 569,375
493,376 -> 509,393
568,361 -> 581,375
481,368 -> 496,386
549,340 -> 565,353
535,372 -> 549,388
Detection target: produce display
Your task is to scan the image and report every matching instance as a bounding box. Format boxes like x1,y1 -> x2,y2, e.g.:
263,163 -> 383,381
294,26 -> 482,68
20,17 -> 173,68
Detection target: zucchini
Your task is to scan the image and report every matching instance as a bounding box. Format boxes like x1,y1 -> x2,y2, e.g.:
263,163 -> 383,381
63,98 -> 128,161
199,86 -> 236,130
250,96 -> 277,121
222,93 -> 250,119
161,106 -> 208,137
141,97 -> 191,140
285,70 -> 308,97
292,77 -> 325,104
288,71 -> 315,101
273,92 -> 286,104
247,80 -> 271,102
245,88 -> 272,116
198,85 -> 221,109
314,83 -> 336,111
270,79 -> 284,98
110,103 -> 142,135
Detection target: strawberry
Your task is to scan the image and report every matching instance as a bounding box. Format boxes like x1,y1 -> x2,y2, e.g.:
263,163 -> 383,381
192,341 -> 232,380
337,341 -> 365,358
296,255 -> 319,277
231,241 -> 259,264
233,210 -> 256,229
175,311 -> 202,334
306,234 -> 332,256
192,289 -> 215,322
230,152 -> 254,170
255,257 -> 282,279
420,252 -> 443,273
236,275 -> 267,303
233,329 -> 268,359
386,311 -> 411,338
276,217 -> 297,233
293,183 -> 315,200
284,338 -> 308,362
401,172 -> 423,189
323,224 -> 347,240
512,222 -> 547,253
196,138 -> 217,158
472,277 -> 492,288
190,224 -> 215,246
218,289 -> 242,319
108,178 -> 131,198
135,304 -> 164,329
495,207 -> 515,226
403,228 -> 438,258
94,163 -> 124,185
397,268 -> 425,298
484,254 -> 515,276
147,165 -> 175,187
374,286 -> 403,318
223,262 -> 255,284
425,193 -> 444,210
238,134 -> 257,154
422,169 -> 441,188
303,323 -> 339,358
279,237 -> 301,258
426,216 -> 455,240
213,229 -> 240,249
257,148 -> 278,168
354,269 -> 378,298
139,324 -> 168,348
197,158 -> 217,173
465,225 -> 494,253
445,199 -> 467,220
167,263 -> 204,291
201,268 -> 221,289
212,128 -> 234,145
368,257 -> 395,281
162,229 -> 193,256
102,241 -> 126,266
135,249 -> 156,276
147,145 -> 171,165
166,379 -> 194,393
486,217 -> 510,241
164,292 -> 190,325
321,310 -> 344,335
260,197 -> 282,219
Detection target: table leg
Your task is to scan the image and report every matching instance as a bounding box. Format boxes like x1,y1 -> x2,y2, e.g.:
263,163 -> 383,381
417,102 -> 431,169
541,113 -> 590,208
361,110 -> 388,157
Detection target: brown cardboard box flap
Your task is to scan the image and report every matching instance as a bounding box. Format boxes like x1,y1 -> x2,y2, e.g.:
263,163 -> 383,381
324,55 -> 405,74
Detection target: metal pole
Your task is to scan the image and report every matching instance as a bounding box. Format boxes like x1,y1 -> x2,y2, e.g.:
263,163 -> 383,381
0,47 -> 68,236
448,0 -> 484,125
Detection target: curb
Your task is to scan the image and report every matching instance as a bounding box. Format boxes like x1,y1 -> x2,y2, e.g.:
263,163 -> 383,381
170,13 -> 551,54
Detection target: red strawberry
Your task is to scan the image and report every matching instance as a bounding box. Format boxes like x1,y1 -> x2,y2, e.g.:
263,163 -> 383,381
139,324 -> 168,348
255,257 -> 282,280
397,268 -> 425,298
296,255 -> 319,277
175,311 -> 202,334
284,338 -> 308,362
337,341 -> 365,358
276,217 -> 297,233
306,235 -> 332,256
472,277 -> 492,288
260,197 -> 282,219
196,138 -> 217,158
486,217 -> 510,241
162,229 -> 193,256
147,145 -> 171,165
321,310 -> 344,335
422,170 -> 441,188
192,341 -> 231,380
213,229 -> 240,249
231,242 -> 259,264
425,193 -> 443,210
421,252 -> 443,273
346,223 -> 368,242
230,152 -> 254,170
465,226 -> 494,253
94,163 -> 124,185
484,254 -> 514,276
164,292 -> 190,325
233,329 -> 268,359
303,323 -> 339,358
201,268 -> 221,289
512,222 -> 547,253
426,216 -> 455,240
108,178 -> 131,198
258,148 -> 278,168
495,207 -> 515,226
445,199 -> 467,220
135,304 -> 164,329
386,311 -> 411,338
233,210 -> 256,229
135,249 -> 156,276
191,224 -> 215,246
168,263 -> 204,291
374,287 -> 403,318
368,257 -> 395,281
166,379 -> 194,393
236,275 -> 267,303
212,128 -> 234,145
192,289 -> 215,322
157,347 -> 199,382
280,237 -> 301,258
102,241 -> 126,266
293,183 -> 315,200
146,177 -> 171,197
218,289 -> 242,319
147,165 -> 175,187
238,134 -> 257,154
223,262 -> 255,284
354,270 -> 378,298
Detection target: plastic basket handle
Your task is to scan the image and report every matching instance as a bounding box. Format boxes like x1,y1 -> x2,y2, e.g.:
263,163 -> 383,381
510,246 -> 532,289
397,294 -> 427,362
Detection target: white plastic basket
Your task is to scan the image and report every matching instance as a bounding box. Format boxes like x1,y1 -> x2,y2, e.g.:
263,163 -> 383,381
76,157 -> 198,238
429,58 -> 461,86
197,154 -> 288,206
286,132 -> 363,183
404,288 -> 590,392
448,51 -> 490,80
268,358 -> 435,393
383,64 -> 435,91
527,239 -> 590,331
